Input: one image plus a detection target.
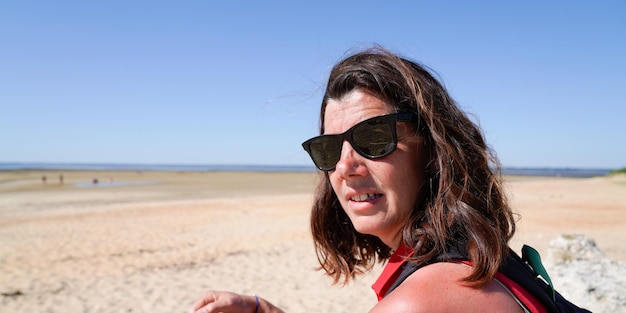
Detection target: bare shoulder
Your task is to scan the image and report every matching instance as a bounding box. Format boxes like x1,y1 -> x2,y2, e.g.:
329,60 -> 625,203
369,262 -> 524,313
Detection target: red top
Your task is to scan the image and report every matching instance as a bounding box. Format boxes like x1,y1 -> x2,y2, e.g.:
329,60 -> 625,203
371,244 -> 414,301
372,248 -> 548,312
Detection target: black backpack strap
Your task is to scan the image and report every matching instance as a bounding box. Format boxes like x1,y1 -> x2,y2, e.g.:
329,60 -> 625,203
384,244 -> 467,298
500,246 -> 592,313
384,258 -> 426,297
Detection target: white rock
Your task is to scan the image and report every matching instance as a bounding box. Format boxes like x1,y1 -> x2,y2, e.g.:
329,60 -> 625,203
544,234 -> 625,313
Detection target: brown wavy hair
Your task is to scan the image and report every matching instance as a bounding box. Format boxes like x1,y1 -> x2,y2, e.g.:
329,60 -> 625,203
309,47 -> 516,287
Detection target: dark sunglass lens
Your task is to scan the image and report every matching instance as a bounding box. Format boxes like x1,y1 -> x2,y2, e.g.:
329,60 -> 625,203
352,118 -> 395,158
309,136 -> 341,170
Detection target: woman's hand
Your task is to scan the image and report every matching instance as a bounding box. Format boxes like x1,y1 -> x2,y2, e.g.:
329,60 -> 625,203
188,290 -> 284,313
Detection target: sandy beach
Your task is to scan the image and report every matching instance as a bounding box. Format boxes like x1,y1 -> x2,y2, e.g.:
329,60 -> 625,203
1,170 -> 624,313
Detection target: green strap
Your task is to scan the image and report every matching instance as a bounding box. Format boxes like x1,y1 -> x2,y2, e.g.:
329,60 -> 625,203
522,245 -> 556,302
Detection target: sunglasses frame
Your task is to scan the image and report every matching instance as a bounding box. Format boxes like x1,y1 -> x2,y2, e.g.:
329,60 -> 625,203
302,112 -> 419,171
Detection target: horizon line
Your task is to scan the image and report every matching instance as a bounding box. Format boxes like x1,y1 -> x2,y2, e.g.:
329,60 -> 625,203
0,161 -> 618,175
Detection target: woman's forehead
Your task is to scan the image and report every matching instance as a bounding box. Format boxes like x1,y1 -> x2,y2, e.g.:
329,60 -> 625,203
323,90 -> 394,134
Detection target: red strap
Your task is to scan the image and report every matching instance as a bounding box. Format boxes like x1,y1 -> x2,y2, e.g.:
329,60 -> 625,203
495,272 -> 548,313
371,244 -> 414,301
456,260 -> 548,313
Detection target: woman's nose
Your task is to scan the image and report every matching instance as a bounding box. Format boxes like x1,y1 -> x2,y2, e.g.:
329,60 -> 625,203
334,141 -> 367,177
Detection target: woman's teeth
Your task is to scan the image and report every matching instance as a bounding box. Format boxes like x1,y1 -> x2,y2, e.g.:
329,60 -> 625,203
350,193 -> 381,202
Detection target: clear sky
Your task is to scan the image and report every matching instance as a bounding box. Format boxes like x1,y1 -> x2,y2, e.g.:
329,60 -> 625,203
1,1 -> 624,169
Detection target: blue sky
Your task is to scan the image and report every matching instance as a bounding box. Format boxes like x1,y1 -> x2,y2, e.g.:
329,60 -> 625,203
1,1 -> 624,169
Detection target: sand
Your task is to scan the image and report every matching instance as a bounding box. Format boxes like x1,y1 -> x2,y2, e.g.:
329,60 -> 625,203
1,170 -> 624,313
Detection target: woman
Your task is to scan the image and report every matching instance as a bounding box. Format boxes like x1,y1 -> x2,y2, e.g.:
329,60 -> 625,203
189,47 -> 522,313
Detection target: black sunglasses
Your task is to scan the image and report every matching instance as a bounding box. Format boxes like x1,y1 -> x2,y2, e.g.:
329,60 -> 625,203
302,112 -> 419,171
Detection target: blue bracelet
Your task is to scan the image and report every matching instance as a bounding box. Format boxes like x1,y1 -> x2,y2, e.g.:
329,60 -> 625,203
254,294 -> 259,313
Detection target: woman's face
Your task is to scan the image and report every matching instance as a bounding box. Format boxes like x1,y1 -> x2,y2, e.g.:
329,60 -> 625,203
324,89 -> 429,250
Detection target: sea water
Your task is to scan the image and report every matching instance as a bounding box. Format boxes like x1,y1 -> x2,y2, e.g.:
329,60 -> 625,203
0,162 -> 613,177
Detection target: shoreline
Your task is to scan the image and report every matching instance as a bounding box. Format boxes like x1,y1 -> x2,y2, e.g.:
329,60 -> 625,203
0,161 -> 616,178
